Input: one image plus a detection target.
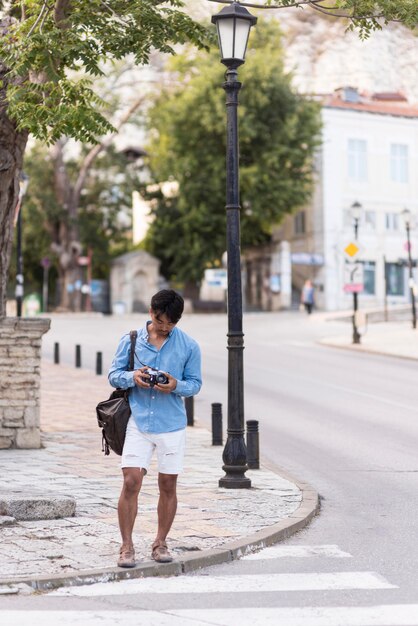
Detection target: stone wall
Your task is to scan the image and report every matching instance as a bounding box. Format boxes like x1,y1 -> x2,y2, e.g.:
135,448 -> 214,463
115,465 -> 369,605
0,317 -> 50,449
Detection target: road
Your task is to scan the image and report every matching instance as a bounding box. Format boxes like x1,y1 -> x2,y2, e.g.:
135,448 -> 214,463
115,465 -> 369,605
3,310 -> 417,623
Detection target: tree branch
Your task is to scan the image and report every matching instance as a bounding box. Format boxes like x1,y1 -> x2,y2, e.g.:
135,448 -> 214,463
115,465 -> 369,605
207,0 -> 401,21
54,0 -> 70,29
72,96 -> 145,208
27,1 -> 49,37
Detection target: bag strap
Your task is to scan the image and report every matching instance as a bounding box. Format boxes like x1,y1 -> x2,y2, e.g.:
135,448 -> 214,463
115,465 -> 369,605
128,330 -> 137,371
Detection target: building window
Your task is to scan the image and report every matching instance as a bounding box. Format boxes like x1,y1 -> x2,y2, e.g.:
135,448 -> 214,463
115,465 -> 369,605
348,139 -> 367,182
385,263 -> 404,296
385,213 -> 399,231
294,211 -> 306,235
364,210 -> 376,230
360,261 -> 375,295
390,143 -> 408,183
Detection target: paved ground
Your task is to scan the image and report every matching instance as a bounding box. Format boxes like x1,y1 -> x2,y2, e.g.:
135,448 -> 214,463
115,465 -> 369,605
1,314 -> 416,593
0,362 -> 316,591
320,318 -> 418,361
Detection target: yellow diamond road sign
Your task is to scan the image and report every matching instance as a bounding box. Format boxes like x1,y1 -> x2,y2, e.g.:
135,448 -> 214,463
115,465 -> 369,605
344,242 -> 360,258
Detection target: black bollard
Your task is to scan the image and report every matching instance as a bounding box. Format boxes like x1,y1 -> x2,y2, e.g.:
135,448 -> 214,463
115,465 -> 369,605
246,420 -> 260,469
185,396 -> 194,426
75,344 -> 81,368
211,402 -> 223,446
54,342 -> 60,364
96,351 -> 103,376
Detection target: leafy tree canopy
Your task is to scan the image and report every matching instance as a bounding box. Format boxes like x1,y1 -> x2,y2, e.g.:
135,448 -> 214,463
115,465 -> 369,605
143,20 -> 322,285
0,0 -> 209,143
242,0 -> 418,37
8,141 -> 139,299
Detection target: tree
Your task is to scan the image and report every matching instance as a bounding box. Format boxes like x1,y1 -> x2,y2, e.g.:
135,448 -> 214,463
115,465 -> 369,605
143,20 -> 322,288
0,0 -> 208,316
247,1 -> 418,37
8,142 -> 140,308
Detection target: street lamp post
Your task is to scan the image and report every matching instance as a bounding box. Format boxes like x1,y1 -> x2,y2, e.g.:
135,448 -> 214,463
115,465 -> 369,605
212,2 -> 257,489
401,208 -> 416,330
15,173 -> 29,317
350,201 -> 362,344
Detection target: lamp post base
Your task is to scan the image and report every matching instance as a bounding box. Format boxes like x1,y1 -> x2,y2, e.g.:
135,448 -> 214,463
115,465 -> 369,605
219,467 -> 251,489
219,433 -> 251,488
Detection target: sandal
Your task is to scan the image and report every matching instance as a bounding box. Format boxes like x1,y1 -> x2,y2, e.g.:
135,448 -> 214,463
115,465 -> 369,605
151,540 -> 173,563
117,546 -> 136,568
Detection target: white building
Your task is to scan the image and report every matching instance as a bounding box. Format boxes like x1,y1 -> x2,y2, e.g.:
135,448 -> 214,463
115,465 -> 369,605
272,87 -> 418,312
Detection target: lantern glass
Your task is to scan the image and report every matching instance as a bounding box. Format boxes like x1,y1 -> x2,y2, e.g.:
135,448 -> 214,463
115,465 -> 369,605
217,18 -> 234,60
234,19 -> 251,60
212,3 -> 256,66
402,208 -> 411,228
350,201 -> 362,221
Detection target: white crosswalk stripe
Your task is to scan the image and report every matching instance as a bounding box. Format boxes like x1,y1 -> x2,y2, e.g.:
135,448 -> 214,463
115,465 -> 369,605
39,543 -> 410,625
50,571 -> 395,596
0,612 -> 193,626
2,606 -> 418,626
241,543 -> 352,559
172,605 -> 418,625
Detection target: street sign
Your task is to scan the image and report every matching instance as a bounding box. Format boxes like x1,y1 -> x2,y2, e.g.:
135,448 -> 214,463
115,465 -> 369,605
204,269 -> 227,289
343,241 -> 363,261
344,261 -> 364,293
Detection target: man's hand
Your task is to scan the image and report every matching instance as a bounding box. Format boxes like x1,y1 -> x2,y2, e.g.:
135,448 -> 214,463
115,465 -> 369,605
133,367 -> 152,388
155,373 -> 177,394
133,368 -> 177,393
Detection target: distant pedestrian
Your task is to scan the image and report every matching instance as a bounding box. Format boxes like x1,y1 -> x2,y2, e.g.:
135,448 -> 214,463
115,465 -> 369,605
301,279 -> 315,314
108,289 -> 202,568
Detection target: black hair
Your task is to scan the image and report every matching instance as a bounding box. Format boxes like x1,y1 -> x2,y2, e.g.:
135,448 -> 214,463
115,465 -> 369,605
150,289 -> 184,324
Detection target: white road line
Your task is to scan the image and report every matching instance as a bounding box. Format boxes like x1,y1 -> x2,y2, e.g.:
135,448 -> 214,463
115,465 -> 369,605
242,544 -> 352,560
3,606 -> 418,626
172,605 -> 418,626
50,571 -> 396,596
0,612 -> 201,626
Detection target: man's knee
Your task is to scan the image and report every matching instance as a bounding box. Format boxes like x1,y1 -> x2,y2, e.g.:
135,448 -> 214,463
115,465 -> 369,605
122,468 -> 144,495
158,473 -> 177,496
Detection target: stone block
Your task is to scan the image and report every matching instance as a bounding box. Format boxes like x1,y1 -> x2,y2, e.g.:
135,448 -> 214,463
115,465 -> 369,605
0,496 -> 76,520
4,407 -> 22,420
0,317 -> 49,449
24,406 -> 39,428
0,516 -> 16,526
0,427 -> 15,437
15,428 -> 41,449
3,419 -> 25,428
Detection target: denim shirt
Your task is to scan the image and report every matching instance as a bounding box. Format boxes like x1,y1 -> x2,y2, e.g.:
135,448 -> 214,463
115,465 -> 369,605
108,322 -> 202,434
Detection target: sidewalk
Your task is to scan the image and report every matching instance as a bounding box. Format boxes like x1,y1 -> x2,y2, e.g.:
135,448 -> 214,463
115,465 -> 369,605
320,318 -> 418,361
0,362 -> 318,593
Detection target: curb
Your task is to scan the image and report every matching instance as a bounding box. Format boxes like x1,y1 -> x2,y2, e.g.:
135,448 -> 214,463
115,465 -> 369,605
319,338 -> 418,362
0,470 -> 319,593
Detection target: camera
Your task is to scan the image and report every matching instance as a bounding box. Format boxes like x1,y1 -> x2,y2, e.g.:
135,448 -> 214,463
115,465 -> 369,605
142,368 -> 169,387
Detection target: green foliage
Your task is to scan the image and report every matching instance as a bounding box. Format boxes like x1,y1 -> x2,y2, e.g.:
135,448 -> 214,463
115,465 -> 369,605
263,0 -> 418,38
1,0 -> 209,143
14,143 -> 139,294
144,21 -> 322,285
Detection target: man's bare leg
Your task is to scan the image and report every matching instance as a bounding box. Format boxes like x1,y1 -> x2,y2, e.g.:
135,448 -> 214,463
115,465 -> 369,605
117,467 -> 144,566
152,473 -> 178,562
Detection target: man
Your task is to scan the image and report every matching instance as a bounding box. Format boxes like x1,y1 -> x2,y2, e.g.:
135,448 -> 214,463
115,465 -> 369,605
108,289 -> 202,568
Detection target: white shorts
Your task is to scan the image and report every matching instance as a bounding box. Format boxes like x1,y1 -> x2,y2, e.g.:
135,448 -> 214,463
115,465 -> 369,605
121,417 -> 186,475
